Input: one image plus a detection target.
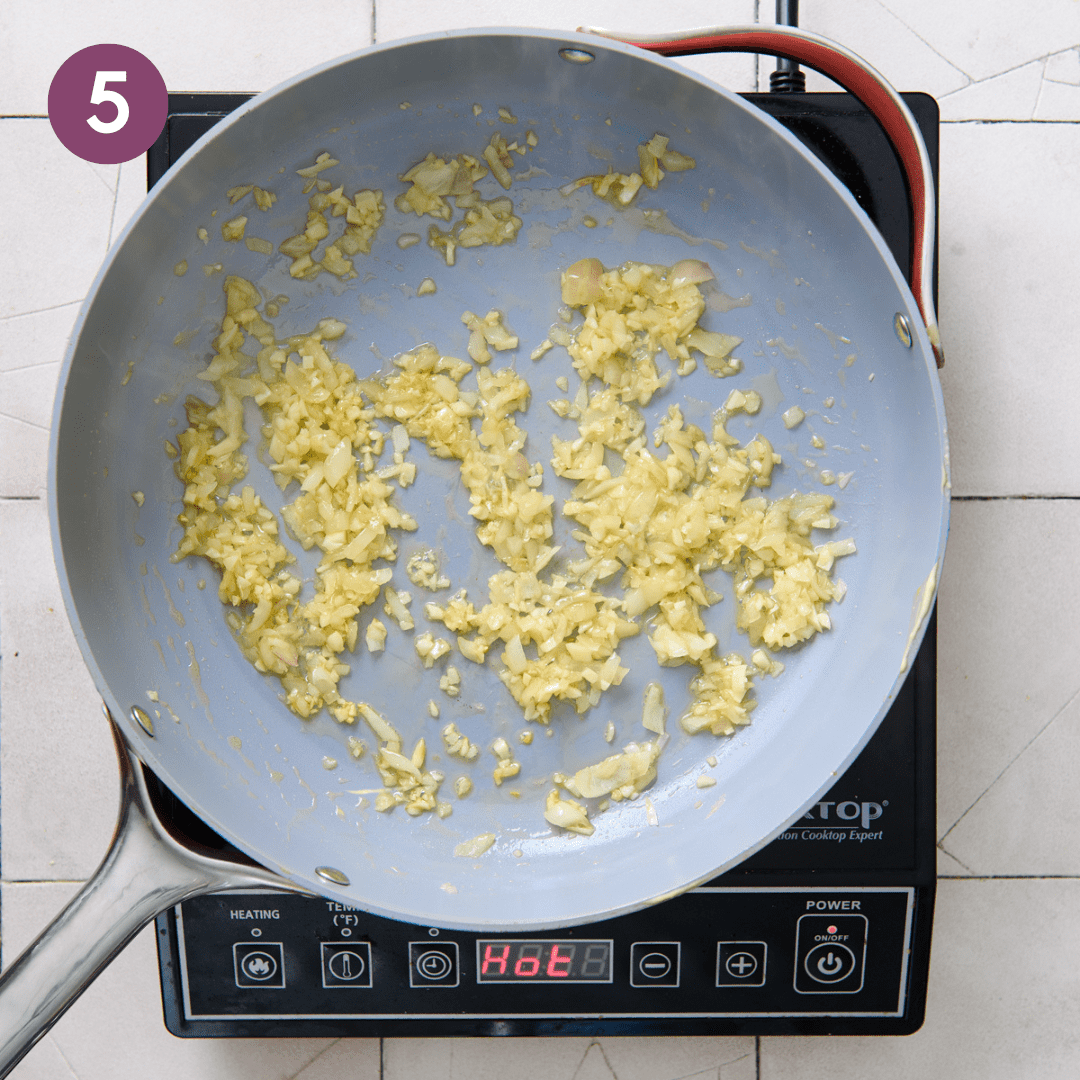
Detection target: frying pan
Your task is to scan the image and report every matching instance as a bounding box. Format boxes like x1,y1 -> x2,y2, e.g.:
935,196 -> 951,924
0,25 -> 948,1072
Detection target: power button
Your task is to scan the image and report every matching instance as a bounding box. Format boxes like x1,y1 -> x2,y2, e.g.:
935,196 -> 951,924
794,914 -> 867,994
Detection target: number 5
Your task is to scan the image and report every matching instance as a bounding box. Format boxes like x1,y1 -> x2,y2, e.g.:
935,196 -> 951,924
87,71 -> 129,134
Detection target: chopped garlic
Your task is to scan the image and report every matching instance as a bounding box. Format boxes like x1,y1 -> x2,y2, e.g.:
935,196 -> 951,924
461,309 -> 518,365
414,631 -> 452,668
365,619 -> 387,653
544,789 -> 593,835
221,215 -> 247,242
490,737 -> 521,785
562,741 -> 660,803
383,586 -> 414,630
439,665 -> 461,697
442,722 -> 479,760
783,405 -> 806,429
454,832 -> 496,857
641,682 -> 667,735
406,549 -> 449,591
751,649 -> 785,678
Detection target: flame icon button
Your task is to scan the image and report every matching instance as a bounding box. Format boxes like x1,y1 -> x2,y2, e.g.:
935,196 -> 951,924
233,943 -> 286,988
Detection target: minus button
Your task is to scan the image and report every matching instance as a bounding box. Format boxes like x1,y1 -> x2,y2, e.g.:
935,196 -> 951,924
630,942 -> 681,988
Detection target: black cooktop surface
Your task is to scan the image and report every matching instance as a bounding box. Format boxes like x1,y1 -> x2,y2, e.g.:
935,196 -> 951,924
150,89 -> 939,1038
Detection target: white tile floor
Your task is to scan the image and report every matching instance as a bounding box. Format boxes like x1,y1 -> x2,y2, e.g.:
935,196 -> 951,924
2,1 -> 1079,1077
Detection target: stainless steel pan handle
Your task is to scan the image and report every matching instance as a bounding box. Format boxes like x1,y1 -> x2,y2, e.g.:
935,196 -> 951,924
582,24 -> 943,367
0,709 -> 305,1078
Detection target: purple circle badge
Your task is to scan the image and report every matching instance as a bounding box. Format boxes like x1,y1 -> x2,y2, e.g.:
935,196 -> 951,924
48,44 -> 167,165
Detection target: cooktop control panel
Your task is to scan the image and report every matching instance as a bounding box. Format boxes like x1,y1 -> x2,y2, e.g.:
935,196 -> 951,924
159,887 -> 917,1036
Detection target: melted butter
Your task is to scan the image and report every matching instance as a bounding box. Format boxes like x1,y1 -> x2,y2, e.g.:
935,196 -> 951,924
705,285 -> 752,314
814,322 -> 853,357
153,566 -> 185,627
196,739 -> 228,769
738,240 -> 784,270
765,337 -> 809,369
750,369 -> 785,416
294,766 -> 317,808
138,580 -> 155,624
184,640 -> 212,714
600,206 -> 727,251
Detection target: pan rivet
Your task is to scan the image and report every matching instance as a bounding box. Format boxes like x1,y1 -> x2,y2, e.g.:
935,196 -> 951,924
316,866 -> 351,887
131,706 -> 154,737
559,48 -> 595,64
893,312 -> 913,349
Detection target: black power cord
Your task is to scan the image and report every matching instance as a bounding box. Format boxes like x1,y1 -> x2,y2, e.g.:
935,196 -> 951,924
770,0 -> 807,91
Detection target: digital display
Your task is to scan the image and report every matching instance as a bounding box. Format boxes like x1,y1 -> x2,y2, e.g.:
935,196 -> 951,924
476,939 -> 613,984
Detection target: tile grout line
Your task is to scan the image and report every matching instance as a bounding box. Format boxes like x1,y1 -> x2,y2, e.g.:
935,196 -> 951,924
0,412 -> 48,432
1031,56 -> 1050,120
937,873 -> 1080,881
45,1034 -> 80,1080
940,117 -> 1080,124
0,298 -> 84,322
936,841 -> 976,875
0,880 -> 87,886
874,0 -> 974,82
0,359 -> 62,374
934,45 -> 1080,101
285,1037 -> 342,1080
105,164 -> 121,251
938,684 -> 1080,846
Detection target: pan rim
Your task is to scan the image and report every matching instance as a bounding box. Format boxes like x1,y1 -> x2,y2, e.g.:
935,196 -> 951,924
48,26 -> 949,930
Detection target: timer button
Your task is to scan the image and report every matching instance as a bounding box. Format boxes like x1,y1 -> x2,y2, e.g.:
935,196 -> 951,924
630,942 -> 681,987
409,941 -> 460,987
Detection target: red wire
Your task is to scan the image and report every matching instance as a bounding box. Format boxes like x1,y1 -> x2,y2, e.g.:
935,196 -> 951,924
632,34 -> 929,318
